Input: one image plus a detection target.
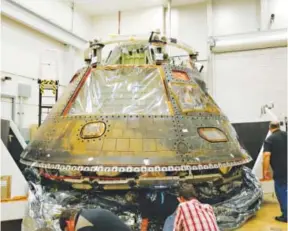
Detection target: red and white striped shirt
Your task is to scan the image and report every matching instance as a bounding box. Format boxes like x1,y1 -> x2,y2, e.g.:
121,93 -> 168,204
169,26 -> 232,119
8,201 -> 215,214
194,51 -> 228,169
173,199 -> 219,231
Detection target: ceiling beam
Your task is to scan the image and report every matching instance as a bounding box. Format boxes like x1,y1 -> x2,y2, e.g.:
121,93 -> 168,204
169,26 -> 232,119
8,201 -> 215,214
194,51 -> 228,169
1,0 -> 88,49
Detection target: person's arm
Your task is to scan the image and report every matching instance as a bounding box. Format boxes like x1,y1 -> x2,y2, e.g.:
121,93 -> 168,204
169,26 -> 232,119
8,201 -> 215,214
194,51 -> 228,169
173,205 -> 183,231
141,218 -> 149,231
263,138 -> 272,180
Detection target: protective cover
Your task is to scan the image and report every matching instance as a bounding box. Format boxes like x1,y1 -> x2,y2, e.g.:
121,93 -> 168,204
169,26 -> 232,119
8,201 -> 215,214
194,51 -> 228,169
21,167 -> 262,231
69,66 -> 170,115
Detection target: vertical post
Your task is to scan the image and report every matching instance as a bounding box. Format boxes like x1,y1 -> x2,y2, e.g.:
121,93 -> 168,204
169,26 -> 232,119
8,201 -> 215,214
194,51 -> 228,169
260,0 -> 269,30
206,0 -> 215,96
118,11 -> 121,35
163,6 -> 166,36
167,0 -> 171,38
11,96 -> 15,122
18,96 -> 23,130
38,80 -> 42,127
71,0 -> 75,32
55,81 -> 59,101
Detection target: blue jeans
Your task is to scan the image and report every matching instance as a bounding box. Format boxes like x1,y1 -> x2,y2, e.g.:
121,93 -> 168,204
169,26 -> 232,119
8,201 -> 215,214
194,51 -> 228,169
274,179 -> 288,219
163,213 -> 176,231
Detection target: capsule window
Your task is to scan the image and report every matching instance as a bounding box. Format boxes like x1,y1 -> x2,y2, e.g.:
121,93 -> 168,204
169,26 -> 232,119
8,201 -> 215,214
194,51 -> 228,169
80,121 -> 106,139
172,71 -> 190,81
198,127 -> 228,143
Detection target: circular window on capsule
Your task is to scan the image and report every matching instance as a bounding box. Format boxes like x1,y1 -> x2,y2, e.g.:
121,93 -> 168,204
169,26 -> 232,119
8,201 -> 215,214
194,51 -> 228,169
80,121 -> 106,139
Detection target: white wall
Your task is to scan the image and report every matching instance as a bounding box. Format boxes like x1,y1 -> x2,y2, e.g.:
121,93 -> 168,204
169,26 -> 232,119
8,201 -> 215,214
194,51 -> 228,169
213,47 -> 287,123
1,140 -> 28,198
93,13 -> 118,39
212,0 -> 260,36
1,16 -> 84,130
93,6 -> 164,39
92,6 -> 164,59
91,0 -> 288,57
121,7 -> 163,35
170,3 -> 208,60
261,0 -> 288,30
11,0 -> 93,40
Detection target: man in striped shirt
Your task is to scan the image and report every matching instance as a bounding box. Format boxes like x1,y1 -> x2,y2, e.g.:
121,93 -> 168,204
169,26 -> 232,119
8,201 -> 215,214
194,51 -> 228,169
173,183 -> 219,231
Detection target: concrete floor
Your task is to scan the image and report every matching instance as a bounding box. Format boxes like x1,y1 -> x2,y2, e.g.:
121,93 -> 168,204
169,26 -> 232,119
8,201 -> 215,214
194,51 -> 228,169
237,194 -> 287,231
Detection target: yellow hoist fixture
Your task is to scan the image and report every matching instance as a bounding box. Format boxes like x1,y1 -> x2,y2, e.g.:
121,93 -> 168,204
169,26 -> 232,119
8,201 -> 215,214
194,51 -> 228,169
38,79 -> 59,127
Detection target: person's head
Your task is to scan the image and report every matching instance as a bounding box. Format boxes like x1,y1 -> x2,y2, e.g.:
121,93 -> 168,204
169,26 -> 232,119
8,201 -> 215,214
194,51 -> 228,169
269,121 -> 280,132
178,183 -> 198,202
59,208 -> 79,231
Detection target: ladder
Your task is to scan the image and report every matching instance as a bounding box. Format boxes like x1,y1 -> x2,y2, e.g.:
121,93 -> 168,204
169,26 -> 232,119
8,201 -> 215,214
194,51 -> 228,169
38,79 -> 59,126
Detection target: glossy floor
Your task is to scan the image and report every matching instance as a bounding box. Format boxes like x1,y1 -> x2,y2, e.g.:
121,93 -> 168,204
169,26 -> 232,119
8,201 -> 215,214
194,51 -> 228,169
237,194 -> 287,231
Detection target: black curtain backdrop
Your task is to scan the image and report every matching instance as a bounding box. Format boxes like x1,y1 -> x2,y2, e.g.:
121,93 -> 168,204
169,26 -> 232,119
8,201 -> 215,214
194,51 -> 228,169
232,121 -> 270,168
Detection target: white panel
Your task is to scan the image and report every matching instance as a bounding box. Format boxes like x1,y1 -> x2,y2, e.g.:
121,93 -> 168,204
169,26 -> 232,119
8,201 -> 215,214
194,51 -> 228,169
268,0 -> 288,29
1,98 -> 13,120
212,0 -> 259,36
0,140 -> 28,221
73,7 -> 94,40
214,47 -> 287,123
11,0 -> 94,40
12,0 -> 72,30
2,0 -> 88,48
121,7 -> 163,35
1,200 -> 28,221
1,16 -> 66,81
93,13 -> 118,39
261,0 -> 288,30
170,3 -> 207,60
0,140 -> 28,198
75,0 -> 164,15
92,7 -> 163,59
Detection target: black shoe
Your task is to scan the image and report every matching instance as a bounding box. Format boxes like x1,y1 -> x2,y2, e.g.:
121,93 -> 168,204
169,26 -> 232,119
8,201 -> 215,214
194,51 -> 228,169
275,216 -> 288,223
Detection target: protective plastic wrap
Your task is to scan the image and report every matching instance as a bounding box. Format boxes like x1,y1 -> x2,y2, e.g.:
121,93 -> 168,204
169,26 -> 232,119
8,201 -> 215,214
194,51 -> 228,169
22,167 -> 262,231
213,167 -> 263,230
69,66 -> 170,115
170,82 -> 219,114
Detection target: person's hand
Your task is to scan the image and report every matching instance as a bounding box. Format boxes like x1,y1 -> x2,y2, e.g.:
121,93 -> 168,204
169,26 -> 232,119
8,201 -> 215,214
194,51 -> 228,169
264,171 -> 272,180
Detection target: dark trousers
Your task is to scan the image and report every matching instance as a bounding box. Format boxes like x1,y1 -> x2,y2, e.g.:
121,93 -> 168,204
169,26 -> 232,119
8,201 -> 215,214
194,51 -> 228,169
274,179 -> 287,219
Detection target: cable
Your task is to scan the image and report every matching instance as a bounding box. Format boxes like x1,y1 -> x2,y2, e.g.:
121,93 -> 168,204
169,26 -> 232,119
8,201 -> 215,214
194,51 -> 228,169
1,71 -> 66,87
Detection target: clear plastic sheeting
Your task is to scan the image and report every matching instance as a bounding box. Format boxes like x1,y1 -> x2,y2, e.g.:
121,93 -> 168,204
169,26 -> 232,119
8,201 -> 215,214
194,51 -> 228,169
69,66 -> 170,115
170,83 -> 219,114
22,167 -> 262,231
